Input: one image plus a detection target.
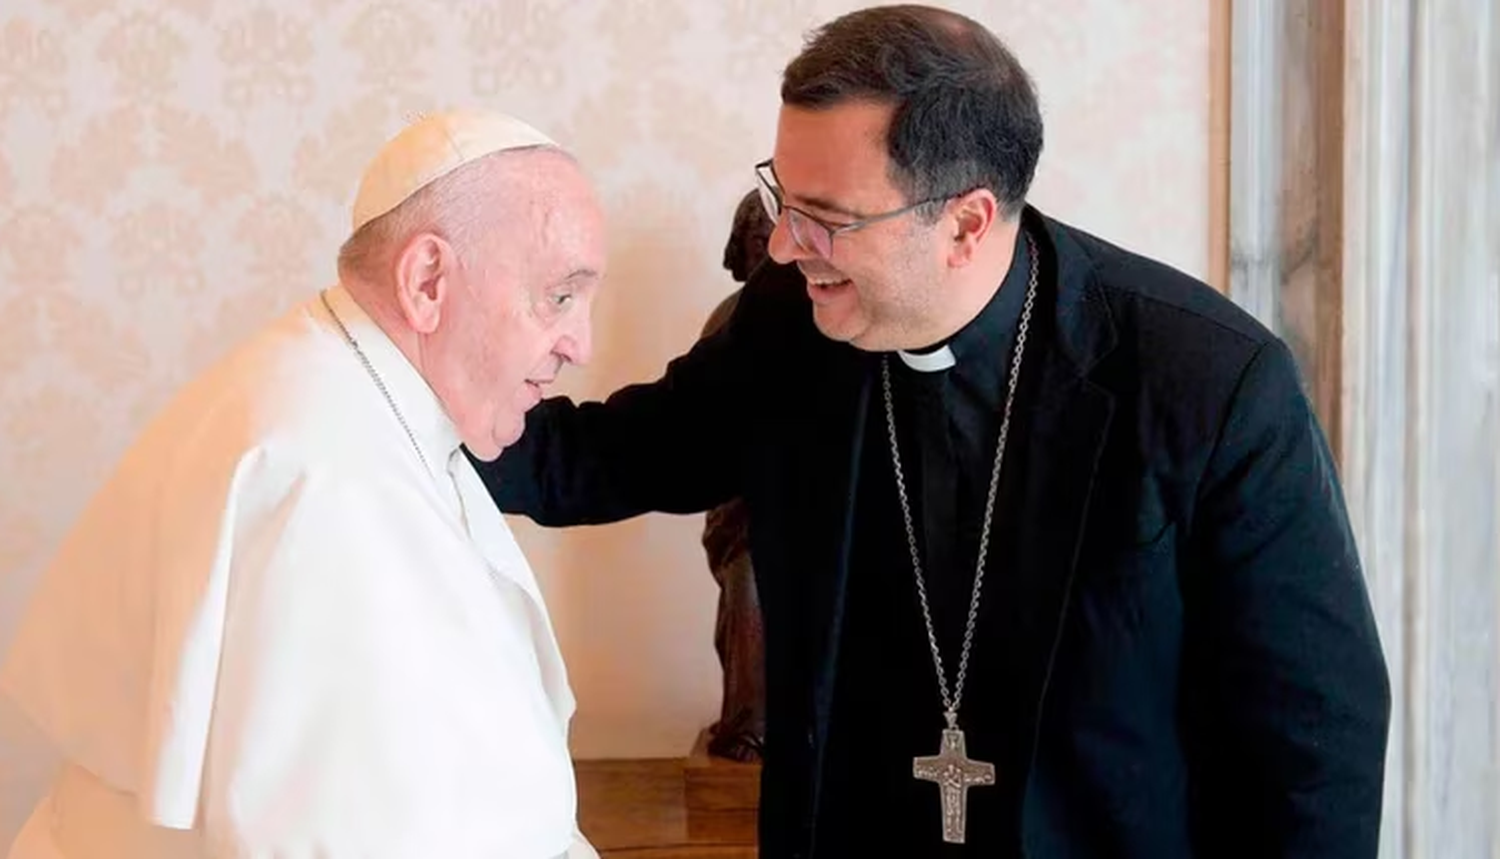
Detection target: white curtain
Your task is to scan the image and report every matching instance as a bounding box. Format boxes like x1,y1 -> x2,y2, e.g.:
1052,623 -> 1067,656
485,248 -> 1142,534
1342,1 -> 1500,857
1232,0 -> 1499,854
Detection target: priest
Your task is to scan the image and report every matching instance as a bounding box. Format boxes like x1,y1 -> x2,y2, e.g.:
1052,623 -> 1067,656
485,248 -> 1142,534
1,109 -> 606,859
475,5 -> 1392,858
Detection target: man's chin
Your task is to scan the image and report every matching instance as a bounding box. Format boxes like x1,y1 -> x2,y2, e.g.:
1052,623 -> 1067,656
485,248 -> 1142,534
811,305 -> 875,348
461,428 -> 515,463
465,442 -> 503,462
486,419 -> 530,459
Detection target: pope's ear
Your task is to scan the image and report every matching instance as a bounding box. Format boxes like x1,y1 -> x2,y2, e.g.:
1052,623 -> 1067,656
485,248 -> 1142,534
393,232 -> 454,334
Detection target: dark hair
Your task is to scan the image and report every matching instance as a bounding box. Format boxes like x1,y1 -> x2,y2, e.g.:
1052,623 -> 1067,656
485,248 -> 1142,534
781,4 -> 1043,219
722,190 -> 775,282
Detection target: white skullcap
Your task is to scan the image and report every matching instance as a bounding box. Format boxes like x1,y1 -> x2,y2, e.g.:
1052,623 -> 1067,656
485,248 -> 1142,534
350,108 -> 557,234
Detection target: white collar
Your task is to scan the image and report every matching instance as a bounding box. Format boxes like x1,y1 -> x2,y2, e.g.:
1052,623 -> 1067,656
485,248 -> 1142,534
896,345 -> 956,373
320,283 -> 463,479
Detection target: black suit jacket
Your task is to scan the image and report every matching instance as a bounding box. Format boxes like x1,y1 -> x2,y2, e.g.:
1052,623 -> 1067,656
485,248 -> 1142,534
475,207 -> 1391,858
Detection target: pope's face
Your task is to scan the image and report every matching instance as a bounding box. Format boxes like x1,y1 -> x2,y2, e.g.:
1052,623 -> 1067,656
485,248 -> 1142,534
431,153 -> 606,460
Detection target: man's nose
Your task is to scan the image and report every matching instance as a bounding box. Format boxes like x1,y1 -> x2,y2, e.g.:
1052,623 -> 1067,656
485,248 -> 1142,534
556,311 -> 593,366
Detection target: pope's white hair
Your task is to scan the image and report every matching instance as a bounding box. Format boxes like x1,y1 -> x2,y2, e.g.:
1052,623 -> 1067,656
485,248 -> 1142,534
335,143 -> 569,287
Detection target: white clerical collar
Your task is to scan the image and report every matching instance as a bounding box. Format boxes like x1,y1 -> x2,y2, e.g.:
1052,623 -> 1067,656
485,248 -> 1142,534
319,283 -> 463,478
896,344 -> 956,373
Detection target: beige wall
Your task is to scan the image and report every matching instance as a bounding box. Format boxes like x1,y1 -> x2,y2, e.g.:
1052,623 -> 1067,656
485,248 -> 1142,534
0,0 -> 1211,842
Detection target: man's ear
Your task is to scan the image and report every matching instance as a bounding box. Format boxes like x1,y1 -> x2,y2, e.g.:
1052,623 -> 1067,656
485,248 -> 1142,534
393,232 -> 455,334
946,189 -> 1000,269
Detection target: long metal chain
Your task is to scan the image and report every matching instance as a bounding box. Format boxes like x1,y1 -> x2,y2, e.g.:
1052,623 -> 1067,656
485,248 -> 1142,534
320,291 -> 519,599
318,289 -> 432,475
881,231 -> 1038,727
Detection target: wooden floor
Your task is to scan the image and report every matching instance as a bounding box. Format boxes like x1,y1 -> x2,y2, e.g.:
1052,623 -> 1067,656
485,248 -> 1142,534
577,759 -> 757,859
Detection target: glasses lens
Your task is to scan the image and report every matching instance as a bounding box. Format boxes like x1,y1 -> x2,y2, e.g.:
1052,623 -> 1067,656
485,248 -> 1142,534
787,210 -> 831,258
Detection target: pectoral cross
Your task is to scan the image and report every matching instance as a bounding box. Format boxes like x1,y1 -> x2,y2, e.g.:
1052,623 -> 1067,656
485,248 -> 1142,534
913,718 -> 995,844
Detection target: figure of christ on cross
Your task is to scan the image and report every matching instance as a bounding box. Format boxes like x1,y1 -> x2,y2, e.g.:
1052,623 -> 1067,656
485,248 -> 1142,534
912,725 -> 996,844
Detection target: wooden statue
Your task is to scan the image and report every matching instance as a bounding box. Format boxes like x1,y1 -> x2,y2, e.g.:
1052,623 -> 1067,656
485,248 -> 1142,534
700,191 -> 773,762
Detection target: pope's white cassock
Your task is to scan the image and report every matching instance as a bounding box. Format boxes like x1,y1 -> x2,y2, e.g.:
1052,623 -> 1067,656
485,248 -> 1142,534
0,283 -> 597,859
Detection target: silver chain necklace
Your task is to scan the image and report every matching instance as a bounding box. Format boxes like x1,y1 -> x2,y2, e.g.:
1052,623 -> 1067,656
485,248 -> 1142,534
891,230 -> 1038,844
319,289 -> 431,475
319,291 -> 516,599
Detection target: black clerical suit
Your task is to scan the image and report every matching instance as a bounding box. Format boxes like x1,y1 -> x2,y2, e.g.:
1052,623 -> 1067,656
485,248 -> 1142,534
472,206 -> 1391,859
812,229 -> 1033,856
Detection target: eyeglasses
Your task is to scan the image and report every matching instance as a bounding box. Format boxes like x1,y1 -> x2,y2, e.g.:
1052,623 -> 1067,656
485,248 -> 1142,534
754,159 -> 947,260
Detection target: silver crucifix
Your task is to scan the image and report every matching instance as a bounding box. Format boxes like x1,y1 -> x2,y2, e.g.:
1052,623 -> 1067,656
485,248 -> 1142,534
912,716 -> 995,844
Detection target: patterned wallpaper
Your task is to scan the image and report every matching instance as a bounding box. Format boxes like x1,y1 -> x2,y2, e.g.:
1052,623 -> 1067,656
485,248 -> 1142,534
0,0 -> 1209,840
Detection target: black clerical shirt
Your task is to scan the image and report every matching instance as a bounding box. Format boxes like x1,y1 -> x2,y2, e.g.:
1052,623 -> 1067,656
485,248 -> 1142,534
817,230 -> 1034,855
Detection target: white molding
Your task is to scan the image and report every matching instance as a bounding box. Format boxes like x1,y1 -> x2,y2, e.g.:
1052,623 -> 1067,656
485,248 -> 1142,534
1340,1 -> 1414,853
1228,0 -> 1282,329
1341,1 -> 1500,856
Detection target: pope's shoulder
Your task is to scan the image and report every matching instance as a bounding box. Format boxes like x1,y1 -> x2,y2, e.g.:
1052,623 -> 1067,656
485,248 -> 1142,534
119,295 -> 411,496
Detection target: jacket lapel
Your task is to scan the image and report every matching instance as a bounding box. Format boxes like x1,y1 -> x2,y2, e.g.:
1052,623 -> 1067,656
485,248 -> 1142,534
1007,210 -> 1118,775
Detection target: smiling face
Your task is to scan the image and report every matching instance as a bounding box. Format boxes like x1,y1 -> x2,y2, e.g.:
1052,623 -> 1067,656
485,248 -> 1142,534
766,100 -> 954,352
416,150 -> 607,460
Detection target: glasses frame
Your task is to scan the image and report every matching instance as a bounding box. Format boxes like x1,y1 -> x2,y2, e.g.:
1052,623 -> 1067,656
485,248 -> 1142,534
754,159 -> 949,259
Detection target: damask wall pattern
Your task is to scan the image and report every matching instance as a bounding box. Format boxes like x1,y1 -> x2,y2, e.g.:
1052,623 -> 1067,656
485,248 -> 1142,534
0,0 -> 1209,840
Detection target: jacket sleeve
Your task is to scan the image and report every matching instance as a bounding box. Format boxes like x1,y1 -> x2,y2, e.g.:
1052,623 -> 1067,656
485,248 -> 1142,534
471,285 -> 758,527
1183,338 -> 1391,858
